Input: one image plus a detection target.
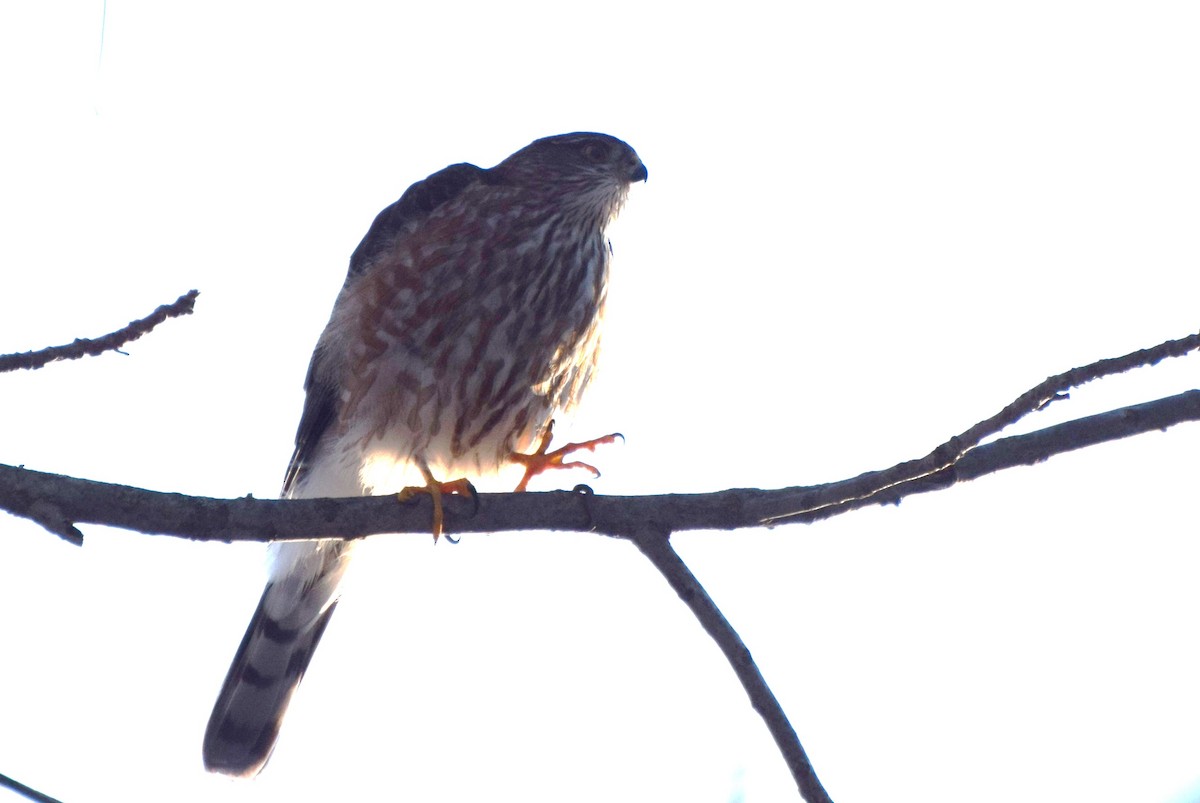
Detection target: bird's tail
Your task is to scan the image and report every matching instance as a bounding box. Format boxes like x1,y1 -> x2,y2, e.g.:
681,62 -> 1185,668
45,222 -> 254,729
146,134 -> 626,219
203,539 -> 354,777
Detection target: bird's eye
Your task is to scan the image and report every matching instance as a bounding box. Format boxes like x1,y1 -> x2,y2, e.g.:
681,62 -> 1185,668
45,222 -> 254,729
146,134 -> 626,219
581,141 -> 609,163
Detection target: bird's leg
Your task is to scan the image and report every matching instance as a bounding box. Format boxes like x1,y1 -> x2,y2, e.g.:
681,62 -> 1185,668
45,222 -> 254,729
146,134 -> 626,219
510,419 -> 623,492
395,460 -> 475,541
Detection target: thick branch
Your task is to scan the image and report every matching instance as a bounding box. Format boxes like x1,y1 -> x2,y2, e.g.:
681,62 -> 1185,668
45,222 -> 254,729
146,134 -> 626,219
0,290 -> 199,373
1,391 -> 1196,545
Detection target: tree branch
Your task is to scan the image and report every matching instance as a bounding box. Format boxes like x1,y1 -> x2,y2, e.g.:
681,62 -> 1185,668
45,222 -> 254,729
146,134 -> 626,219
1,390 -> 1196,546
0,771 -> 65,803
771,388 -> 1200,525
763,329 -> 1200,525
632,527 -> 832,802
4,327 -> 1193,543
4,312 -> 1197,802
0,290 -> 199,373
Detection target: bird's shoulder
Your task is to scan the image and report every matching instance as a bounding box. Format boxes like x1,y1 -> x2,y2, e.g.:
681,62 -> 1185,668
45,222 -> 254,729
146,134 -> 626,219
346,162 -> 493,279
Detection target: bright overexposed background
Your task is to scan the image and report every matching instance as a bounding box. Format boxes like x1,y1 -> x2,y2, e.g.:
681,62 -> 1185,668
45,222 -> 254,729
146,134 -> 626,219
2,2 -> 1200,802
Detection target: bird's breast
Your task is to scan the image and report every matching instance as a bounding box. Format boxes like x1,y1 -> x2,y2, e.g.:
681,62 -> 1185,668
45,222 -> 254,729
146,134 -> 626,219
331,203 -> 610,490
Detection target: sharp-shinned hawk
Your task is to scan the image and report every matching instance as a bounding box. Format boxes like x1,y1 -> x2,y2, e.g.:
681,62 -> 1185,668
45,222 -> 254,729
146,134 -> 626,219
203,132 -> 647,777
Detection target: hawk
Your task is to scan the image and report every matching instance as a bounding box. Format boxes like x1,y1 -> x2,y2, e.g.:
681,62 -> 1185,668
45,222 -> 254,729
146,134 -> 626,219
203,132 -> 647,777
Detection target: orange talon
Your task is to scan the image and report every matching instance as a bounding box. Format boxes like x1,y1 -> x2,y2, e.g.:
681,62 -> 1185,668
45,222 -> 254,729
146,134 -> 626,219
396,461 -> 476,541
510,419 -> 623,492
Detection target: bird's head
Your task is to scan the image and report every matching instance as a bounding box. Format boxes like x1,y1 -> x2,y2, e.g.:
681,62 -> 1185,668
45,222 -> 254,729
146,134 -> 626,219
493,132 -> 647,223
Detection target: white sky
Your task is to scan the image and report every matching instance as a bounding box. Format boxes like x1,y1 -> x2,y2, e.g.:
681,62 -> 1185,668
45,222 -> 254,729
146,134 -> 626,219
2,2 -> 1200,802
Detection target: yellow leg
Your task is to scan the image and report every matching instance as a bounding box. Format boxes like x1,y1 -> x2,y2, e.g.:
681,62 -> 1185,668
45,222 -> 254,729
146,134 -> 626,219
396,461 -> 475,541
510,420 -> 623,492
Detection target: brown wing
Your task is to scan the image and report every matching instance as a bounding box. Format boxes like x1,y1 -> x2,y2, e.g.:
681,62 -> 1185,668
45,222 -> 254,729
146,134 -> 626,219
281,162 -> 492,495
347,162 -> 492,278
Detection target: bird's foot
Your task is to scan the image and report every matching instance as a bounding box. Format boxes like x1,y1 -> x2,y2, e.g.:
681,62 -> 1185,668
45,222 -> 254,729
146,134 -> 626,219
510,420 -> 623,492
396,463 -> 476,541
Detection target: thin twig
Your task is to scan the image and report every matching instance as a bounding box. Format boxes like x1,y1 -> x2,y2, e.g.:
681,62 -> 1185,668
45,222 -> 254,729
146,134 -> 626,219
767,389 -> 1200,525
761,330 -> 1200,524
0,772 -> 65,803
632,528 -> 833,803
0,290 -> 199,373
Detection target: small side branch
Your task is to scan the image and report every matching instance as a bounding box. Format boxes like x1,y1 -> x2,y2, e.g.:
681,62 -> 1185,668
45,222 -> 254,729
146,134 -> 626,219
0,771 -> 66,803
0,290 -> 199,373
632,528 -> 832,803
761,331 -> 1200,524
766,389 -> 1200,526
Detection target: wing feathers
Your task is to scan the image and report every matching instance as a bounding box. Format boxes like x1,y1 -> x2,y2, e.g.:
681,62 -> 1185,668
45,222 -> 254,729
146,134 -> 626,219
283,162 -> 491,494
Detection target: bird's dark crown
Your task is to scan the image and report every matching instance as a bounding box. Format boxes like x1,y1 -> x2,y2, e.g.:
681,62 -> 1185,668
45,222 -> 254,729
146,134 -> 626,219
495,132 -> 647,184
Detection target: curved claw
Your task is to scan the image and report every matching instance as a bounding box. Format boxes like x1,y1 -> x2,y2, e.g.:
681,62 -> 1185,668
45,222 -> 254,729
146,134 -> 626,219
458,478 -> 480,518
558,460 -> 602,479
396,466 -> 477,541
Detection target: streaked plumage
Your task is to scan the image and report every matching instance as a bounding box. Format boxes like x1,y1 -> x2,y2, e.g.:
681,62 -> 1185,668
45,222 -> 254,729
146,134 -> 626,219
203,132 -> 646,777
